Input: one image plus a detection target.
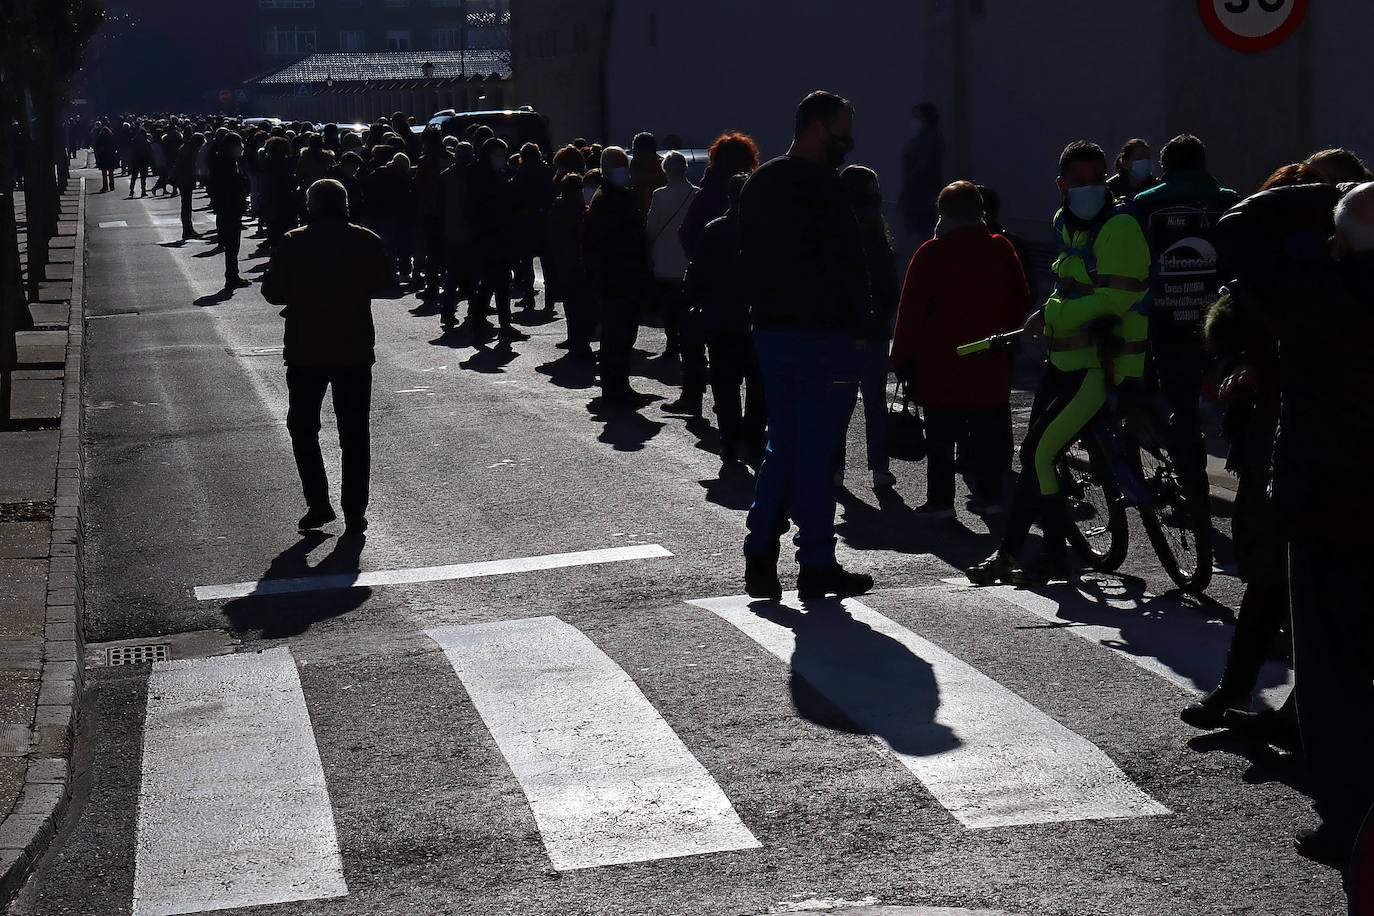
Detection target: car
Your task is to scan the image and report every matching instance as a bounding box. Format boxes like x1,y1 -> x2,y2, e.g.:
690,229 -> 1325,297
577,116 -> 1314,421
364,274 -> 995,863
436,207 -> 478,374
657,148 -> 710,185
242,117 -> 282,130
427,107 -> 553,156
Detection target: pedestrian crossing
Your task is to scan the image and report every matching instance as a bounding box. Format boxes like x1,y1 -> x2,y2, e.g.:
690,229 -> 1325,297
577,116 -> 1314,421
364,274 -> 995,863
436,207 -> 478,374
126,583 -> 1270,914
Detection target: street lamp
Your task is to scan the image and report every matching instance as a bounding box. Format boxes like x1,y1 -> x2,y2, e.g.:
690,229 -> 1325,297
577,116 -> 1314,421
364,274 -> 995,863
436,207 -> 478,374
325,73 -> 334,89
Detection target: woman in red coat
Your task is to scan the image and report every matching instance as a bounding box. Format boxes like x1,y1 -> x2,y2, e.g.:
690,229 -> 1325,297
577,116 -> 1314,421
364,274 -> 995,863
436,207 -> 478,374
891,181 -> 1029,517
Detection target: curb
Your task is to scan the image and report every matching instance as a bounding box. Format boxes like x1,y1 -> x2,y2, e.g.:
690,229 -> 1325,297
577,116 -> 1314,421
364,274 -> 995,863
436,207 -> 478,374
0,177 -> 86,899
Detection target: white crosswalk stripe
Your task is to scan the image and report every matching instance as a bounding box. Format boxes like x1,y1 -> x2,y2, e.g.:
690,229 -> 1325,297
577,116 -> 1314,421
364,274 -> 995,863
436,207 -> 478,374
427,616 -> 761,870
132,647 -> 347,916
687,593 -> 1168,829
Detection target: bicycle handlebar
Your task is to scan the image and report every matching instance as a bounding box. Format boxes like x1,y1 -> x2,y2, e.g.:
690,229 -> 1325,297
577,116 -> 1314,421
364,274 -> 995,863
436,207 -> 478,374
956,329 -> 1025,357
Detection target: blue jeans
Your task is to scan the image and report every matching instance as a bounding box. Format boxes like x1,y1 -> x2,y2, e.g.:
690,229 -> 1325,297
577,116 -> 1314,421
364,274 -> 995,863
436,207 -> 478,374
745,331 -> 861,566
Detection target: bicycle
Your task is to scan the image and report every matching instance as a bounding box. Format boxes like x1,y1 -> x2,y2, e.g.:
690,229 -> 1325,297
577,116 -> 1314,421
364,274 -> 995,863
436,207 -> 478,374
958,328 -> 1213,594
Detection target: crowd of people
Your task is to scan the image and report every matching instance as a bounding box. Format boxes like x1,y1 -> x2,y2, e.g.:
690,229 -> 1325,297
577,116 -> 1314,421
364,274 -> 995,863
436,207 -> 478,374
80,92 -> 1373,880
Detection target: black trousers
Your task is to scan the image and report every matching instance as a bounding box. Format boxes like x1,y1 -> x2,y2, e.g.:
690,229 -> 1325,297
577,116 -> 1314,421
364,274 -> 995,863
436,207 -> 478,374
599,295 -> 640,395
706,328 -> 765,455
472,260 -> 513,329
286,366 -> 372,520
1289,531 -> 1374,836
1151,333 -> 1208,487
658,281 -> 706,397
215,213 -> 242,283
924,404 -> 1012,507
179,184 -> 196,236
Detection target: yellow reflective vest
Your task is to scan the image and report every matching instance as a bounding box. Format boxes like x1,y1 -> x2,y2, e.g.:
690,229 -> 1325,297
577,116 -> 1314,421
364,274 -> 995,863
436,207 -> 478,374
1044,206 -> 1151,379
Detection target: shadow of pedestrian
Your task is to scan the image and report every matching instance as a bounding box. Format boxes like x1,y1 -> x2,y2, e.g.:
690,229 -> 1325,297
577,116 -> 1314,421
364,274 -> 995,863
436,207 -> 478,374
220,531 -> 372,639
698,460 -> 755,510
835,487 -> 988,571
194,289 -> 235,307
586,397 -> 665,452
747,598 -> 960,756
512,307 -> 560,328
535,353 -> 597,390
459,342 -> 519,374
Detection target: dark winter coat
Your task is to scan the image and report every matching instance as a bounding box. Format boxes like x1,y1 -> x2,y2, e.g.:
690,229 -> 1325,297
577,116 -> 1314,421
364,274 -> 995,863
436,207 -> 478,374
466,162 -> 518,263
583,183 -> 652,300
684,212 -> 746,333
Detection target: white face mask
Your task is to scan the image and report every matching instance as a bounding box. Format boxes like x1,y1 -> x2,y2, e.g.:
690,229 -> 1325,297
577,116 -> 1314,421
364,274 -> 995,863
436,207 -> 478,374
1067,184 -> 1108,220
1130,158 -> 1152,180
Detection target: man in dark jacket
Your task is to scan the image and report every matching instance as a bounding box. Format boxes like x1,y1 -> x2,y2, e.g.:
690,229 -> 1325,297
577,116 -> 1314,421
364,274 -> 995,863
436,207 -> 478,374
738,90 -> 874,601
584,146 -> 652,402
1216,178 -> 1374,869
171,133 -> 203,240
206,133 -> 251,292
1131,135 -> 1239,483
466,137 -> 524,340
261,179 -> 393,535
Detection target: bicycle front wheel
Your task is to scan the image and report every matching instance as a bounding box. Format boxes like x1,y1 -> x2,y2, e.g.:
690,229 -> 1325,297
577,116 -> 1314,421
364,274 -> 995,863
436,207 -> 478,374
1131,418 -> 1213,593
1056,432 -> 1128,572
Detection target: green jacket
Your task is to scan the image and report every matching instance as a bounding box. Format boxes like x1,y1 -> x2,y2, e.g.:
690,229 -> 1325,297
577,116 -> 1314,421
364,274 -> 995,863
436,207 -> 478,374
1045,205 -> 1151,377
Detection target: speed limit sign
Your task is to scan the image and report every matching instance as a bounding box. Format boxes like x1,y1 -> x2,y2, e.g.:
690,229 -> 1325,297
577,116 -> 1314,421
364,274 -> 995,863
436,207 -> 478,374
1199,0 -> 1309,52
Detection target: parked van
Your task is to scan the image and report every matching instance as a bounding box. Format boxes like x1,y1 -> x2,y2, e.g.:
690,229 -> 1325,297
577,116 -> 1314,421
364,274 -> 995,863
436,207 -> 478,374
427,107 -> 553,155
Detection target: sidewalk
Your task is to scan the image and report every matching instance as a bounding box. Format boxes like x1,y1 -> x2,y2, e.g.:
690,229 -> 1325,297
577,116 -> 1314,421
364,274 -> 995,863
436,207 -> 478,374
0,175 -> 86,898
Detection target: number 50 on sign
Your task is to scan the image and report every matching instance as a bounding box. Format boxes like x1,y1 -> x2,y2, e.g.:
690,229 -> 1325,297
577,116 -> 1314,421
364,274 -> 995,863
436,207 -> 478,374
1199,0 -> 1309,52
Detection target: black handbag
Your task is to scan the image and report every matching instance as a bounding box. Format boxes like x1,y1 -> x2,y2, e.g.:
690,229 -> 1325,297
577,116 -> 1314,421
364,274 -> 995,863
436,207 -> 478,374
886,379 -> 927,461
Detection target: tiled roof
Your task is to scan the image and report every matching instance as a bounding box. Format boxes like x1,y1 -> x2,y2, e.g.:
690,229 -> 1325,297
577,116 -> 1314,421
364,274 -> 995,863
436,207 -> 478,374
252,50 -> 511,86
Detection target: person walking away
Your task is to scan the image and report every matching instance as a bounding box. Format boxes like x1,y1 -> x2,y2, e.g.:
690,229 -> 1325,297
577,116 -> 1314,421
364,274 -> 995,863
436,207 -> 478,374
646,151 -> 701,411
260,136 -> 298,249
739,90 -> 875,601
1106,138 -> 1158,202
584,146 -> 652,402
438,142 -> 477,330
128,128 -> 154,197
835,164 -> 901,489
466,138 -> 524,340
1131,134 -> 1238,492
967,141 -> 1149,586
891,181 -> 1027,516
685,173 -> 765,464
415,127 -> 453,299
206,133 -> 251,292
262,179 -> 391,536
547,172 -> 594,358
630,132 -> 666,215
94,125 -> 117,193
171,133 -> 204,239
898,103 -> 943,239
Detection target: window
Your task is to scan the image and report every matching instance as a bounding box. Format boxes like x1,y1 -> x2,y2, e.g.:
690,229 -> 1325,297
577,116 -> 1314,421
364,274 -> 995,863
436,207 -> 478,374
430,26 -> 463,50
259,0 -> 314,7
263,26 -> 318,54
384,29 -> 412,50
338,29 -> 365,51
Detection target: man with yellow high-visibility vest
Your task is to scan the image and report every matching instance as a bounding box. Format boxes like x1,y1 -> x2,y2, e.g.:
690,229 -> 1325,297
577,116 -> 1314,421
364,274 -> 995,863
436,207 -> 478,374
968,140 -> 1151,586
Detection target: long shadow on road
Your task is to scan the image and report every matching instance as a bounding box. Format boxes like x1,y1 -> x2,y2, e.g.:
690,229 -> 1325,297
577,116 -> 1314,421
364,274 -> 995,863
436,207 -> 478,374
220,531 -> 372,639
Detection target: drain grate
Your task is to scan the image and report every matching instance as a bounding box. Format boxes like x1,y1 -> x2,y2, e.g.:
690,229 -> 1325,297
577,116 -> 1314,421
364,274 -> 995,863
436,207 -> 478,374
108,644 -> 169,666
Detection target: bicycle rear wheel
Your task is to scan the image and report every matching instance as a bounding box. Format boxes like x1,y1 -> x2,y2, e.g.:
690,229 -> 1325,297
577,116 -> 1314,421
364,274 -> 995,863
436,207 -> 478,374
1130,416 -> 1213,593
1056,432 -> 1128,572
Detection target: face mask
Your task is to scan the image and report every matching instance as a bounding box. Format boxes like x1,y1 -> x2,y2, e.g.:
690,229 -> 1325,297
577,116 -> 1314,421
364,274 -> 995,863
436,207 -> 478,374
610,166 -> 631,187
1067,184 -> 1108,220
1130,158 -> 1152,180
490,155 -> 507,171
825,131 -> 855,168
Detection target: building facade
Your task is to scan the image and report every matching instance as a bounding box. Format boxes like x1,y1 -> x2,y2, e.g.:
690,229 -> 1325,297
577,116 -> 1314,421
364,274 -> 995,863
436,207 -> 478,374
507,0 -> 611,145
254,0 -> 511,68
603,1 -> 1374,235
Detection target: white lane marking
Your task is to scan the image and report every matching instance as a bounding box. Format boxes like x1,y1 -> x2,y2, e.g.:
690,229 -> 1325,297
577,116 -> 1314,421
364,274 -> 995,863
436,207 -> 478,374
427,616 -> 759,870
194,543 -> 673,601
133,647 -> 346,916
689,594 -> 1168,829
98,220 -> 128,228
942,576 -> 1293,708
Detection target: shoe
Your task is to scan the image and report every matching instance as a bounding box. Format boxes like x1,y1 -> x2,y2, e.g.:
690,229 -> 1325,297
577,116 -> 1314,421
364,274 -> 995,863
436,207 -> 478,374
555,339 -> 572,350
344,515 -> 368,535
966,551 -> 1015,586
1295,822 -> 1357,867
661,395 -> 702,417
569,345 -> 595,361
967,499 -> 1004,516
913,502 -> 956,520
719,441 -> 738,463
797,563 -> 873,600
297,505 -> 336,531
744,555 -> 782,601
871,469 -> 897,489
1180,689 -> 1249,730
225,276 -> 252,289
1009,554 -> 1071,586
182,230 -> 202,240
498,325 -> 529,341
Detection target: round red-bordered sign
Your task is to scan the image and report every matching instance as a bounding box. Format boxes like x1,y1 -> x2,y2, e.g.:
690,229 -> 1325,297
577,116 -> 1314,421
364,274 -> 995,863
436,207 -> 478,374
1199,0 -> 1309,52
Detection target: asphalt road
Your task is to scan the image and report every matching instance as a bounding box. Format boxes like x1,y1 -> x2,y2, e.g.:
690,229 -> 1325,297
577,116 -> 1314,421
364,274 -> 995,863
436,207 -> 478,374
7,172 -> 1344,916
